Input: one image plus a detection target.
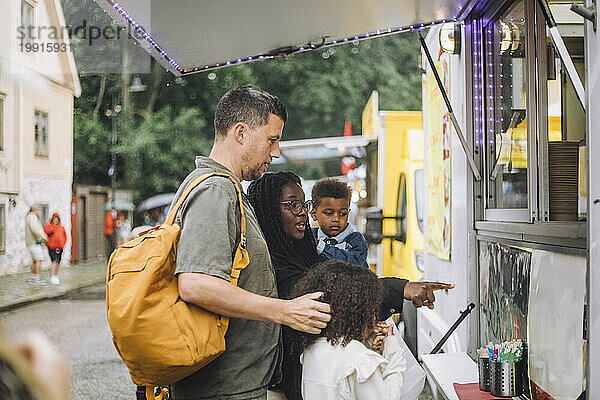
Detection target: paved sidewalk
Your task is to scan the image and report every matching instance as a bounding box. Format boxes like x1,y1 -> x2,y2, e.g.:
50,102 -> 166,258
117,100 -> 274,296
0,260 -> 107,313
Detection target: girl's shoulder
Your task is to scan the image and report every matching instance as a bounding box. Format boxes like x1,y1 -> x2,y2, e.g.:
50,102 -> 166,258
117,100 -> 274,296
344,340 -> 388,381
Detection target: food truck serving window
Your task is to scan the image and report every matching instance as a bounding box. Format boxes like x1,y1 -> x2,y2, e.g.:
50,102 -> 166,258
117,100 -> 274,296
475,0 -> 586,227
484,0 -> 532,219
485,1 -> 528,210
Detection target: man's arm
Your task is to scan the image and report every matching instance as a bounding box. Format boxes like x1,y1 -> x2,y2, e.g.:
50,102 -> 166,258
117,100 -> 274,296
178,272 -> 331,334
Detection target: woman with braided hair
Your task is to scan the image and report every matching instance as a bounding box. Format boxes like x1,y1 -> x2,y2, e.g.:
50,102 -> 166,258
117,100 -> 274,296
248,172 -> 323,400
248,172 -> 321,300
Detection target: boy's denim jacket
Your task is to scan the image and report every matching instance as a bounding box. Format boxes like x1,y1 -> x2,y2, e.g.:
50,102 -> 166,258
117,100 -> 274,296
312,224 -> 369,268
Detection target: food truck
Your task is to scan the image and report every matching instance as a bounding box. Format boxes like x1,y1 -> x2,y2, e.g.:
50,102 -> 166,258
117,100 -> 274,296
96,0 -> 600,398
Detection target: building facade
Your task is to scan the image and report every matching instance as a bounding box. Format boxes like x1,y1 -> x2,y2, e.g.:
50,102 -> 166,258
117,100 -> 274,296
0,0 -> 80,274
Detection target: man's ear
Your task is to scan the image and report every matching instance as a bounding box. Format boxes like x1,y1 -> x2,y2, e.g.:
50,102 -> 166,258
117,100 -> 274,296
310,209 -> 317,221
231,122 -> 247,145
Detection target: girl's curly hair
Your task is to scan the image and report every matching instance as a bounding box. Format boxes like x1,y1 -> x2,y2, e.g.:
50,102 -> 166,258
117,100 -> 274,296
291,260 -> 383,348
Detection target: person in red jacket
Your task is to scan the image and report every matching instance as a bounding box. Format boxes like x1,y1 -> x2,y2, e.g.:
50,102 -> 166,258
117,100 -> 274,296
44,213 -> 67,285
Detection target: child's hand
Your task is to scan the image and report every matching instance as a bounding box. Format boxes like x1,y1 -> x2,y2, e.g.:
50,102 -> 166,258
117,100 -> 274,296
370,322 -> 393,351
373,321 -> 393,337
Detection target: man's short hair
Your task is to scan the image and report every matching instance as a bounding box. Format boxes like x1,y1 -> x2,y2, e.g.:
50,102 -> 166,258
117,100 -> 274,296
311,178 -> 352,208
214,86 -> 287,139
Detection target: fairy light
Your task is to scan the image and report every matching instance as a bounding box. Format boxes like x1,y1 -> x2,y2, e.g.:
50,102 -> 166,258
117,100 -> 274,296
101,1 -> 458,75
471,18 -> 485,148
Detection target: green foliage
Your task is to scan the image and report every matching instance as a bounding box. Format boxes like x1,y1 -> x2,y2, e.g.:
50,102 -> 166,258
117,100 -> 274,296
248,34 -> 422,140
73,112 -> 111,185
117,107 -> 212,201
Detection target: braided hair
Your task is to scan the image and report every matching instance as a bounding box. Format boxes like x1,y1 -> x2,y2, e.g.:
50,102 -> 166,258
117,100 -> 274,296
248,172 -> 323,298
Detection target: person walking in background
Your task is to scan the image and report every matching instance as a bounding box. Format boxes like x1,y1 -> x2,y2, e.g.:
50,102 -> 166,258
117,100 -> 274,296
44,213 -> 67,285
146,207 -> 163,227
104,208 -> 116,259
115,212 -> 132,246
25,205 -> 47,285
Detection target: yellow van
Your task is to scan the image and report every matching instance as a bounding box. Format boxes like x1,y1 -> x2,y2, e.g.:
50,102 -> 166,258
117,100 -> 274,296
362,92 -> 424,282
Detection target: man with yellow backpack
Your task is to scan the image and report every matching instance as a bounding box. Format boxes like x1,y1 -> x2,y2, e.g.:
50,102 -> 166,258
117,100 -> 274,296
107,86 -> 331,400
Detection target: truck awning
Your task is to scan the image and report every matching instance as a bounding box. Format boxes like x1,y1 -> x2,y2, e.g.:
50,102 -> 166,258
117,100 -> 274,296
98,0 -> 472,76
274,135 -> 378,164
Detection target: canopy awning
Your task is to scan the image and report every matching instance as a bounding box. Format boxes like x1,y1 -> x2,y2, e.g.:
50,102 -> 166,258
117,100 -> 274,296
98,0 -> 472,76
273,135 -> 378,163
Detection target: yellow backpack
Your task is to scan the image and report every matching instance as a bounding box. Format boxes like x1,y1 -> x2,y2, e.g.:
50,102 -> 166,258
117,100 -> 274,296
106,173 -> 249,388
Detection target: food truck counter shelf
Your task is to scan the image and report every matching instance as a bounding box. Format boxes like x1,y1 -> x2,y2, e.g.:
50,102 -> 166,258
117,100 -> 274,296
420,352 -> 478,400
475,220 -> 586,238
475,221 -> 587,249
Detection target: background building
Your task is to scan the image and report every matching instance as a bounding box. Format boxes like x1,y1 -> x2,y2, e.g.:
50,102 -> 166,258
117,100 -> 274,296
0,0 -> 80,274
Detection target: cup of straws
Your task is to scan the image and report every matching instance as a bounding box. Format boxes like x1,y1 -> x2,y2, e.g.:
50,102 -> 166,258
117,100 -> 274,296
478,340 -> 524,397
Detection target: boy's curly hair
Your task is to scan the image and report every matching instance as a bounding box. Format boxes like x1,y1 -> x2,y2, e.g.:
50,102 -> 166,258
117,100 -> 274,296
291,260 -> 383,349
311,178 -> 352,208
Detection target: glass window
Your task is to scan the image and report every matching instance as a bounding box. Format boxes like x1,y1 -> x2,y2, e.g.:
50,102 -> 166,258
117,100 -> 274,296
0,204 -> 5,253
40,204 -> 49,225
485,0 -> 529,209
544,33 -> 585,222
35,111 -> 48,156
21,1 -> 34,46
395,173 -> 407,243
414,169 -> 424,233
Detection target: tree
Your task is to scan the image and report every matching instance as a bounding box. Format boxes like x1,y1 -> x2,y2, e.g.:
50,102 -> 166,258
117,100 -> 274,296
73,112 -> 111,185
117,107 -> 212,201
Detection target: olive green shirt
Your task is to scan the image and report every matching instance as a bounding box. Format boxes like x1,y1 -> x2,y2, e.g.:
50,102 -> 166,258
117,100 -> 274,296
171,156 -> 280,400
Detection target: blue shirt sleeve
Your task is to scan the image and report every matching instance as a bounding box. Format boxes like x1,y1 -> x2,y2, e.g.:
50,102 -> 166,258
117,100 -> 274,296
319,231 -> 369,268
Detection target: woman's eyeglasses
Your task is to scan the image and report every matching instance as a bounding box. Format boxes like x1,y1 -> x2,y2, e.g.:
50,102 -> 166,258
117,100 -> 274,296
280,200 -> 313,216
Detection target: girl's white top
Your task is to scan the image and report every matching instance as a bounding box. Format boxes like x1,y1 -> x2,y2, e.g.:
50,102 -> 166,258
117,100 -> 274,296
301,335 -> 406,400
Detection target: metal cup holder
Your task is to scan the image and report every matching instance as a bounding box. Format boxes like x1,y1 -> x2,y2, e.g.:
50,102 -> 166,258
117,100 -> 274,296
490,360 -> 523,397
478,356 -> 491,391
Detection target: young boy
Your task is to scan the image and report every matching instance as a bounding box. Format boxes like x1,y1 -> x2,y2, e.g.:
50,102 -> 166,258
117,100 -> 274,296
311,178 -> 369,268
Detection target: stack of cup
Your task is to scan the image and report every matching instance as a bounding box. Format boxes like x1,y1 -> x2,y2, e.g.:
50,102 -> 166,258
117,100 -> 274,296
478,356 -> 491,391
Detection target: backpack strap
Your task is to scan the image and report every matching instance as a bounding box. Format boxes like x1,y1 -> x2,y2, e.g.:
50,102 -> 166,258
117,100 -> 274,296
164,172 -> 246,249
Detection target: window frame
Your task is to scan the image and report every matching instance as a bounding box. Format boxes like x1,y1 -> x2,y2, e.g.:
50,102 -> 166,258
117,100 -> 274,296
20,0 -> 35,47
0,204 -> 5,254
34,110 -> 48,157
38,203 -> 49,226
0,96 -> 4,151
479,0 -> 538,223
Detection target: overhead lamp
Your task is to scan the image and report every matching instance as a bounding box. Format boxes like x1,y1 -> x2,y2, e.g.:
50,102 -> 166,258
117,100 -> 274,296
500,22 -> 512,53
439,22 -> 461,54
129,76 -> 146,92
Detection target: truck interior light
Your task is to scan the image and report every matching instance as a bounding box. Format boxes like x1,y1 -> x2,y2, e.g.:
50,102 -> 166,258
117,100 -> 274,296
440,22 -> 461,54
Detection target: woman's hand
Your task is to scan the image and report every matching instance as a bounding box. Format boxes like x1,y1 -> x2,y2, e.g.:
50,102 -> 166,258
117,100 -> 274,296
403,281 -> 455,309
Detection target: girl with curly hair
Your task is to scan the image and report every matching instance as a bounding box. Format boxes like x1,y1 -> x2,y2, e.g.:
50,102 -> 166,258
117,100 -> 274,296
292,260 -> 406,400
248,172 -> 410,400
